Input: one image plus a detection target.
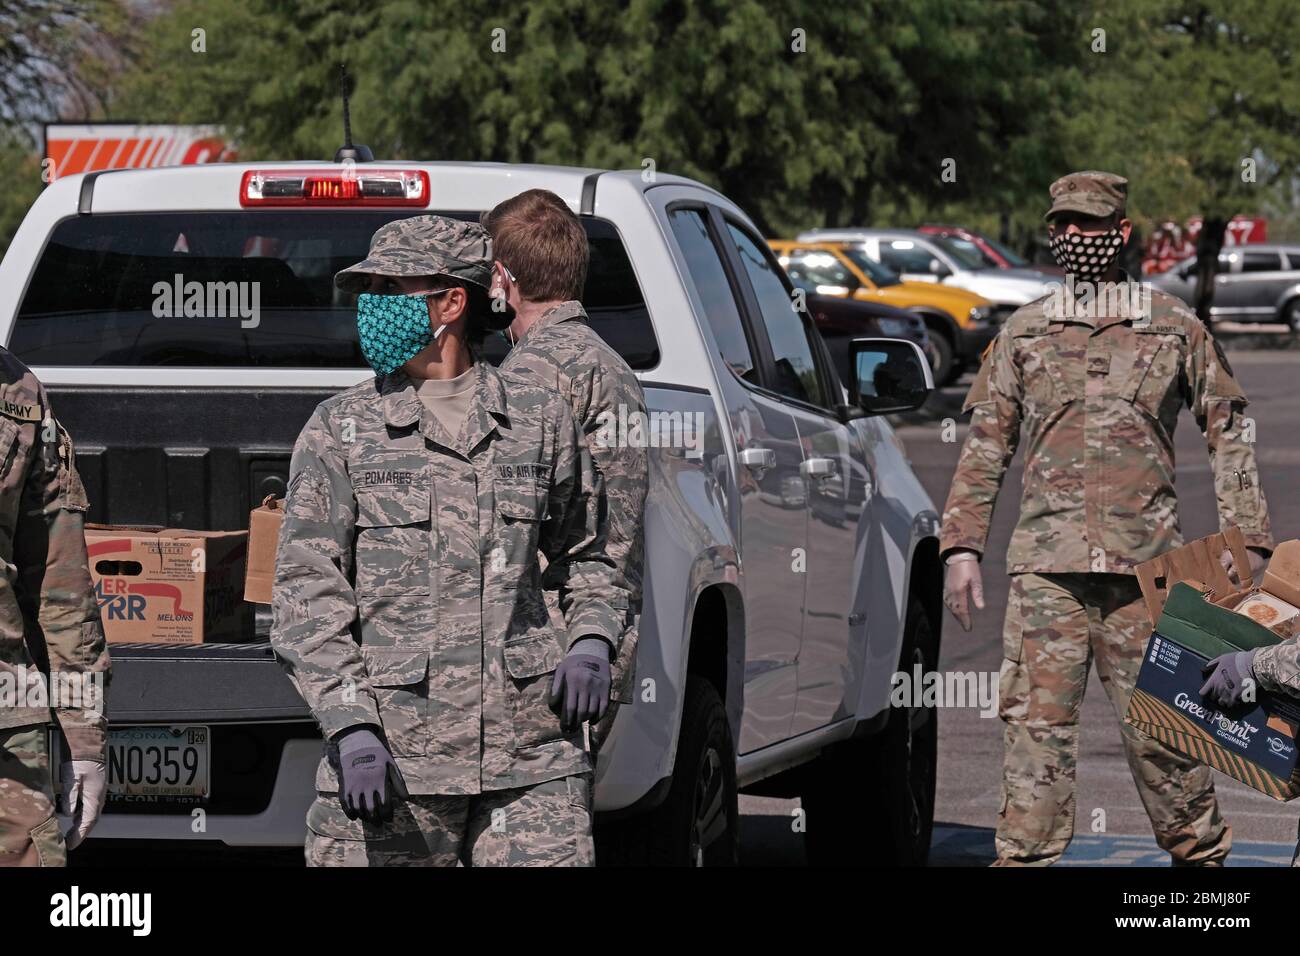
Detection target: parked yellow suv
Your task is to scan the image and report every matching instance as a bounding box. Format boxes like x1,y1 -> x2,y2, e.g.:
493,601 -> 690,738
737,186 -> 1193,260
770,239 -> 1002,384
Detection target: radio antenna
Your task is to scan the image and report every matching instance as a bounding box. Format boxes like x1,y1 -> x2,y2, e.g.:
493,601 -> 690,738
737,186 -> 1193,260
334,63 -> 373,163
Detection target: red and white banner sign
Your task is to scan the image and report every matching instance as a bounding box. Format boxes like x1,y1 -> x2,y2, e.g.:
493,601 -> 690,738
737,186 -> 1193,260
1143,215 -> 1268,275
44,123 -> 236,180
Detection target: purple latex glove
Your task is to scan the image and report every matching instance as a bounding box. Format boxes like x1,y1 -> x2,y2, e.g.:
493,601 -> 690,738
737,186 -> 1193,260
1199,650 -> 1257,709
548,637 -> 612,731
332,726 -> 408,824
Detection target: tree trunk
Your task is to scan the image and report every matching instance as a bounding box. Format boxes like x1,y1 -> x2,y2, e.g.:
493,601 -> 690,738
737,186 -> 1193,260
1193,216 -> 1228,329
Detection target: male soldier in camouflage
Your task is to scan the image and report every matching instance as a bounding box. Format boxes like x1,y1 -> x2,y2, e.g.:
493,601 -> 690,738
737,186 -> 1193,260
483,189 -> 648,744
941,171 -> 1273,866
272,216 -> 627,866
0,353 -> 109,866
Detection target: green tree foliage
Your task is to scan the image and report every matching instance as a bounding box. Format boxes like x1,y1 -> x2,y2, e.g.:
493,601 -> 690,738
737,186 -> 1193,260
1065,0 -> 1300,225
0,132 -> 44,258
1061,0 -> 1300,317
109,0 -> 1083,236
5,0 -> 1297,279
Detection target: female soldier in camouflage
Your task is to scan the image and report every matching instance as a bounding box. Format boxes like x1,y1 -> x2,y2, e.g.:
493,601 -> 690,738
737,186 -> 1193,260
271,216 -> 627,866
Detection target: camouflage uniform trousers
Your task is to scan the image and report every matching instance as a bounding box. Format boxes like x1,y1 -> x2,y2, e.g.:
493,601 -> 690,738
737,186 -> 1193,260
0,723 -> 65,867
305,773 -> 594,867
995,572 -> 1230,866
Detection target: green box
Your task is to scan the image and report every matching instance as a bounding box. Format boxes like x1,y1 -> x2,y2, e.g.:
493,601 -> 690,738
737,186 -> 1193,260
1126,581 -> 1300,800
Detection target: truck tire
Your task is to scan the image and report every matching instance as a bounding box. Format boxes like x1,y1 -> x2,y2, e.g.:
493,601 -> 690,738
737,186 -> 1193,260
595,676 -> 739,866
801,598 -> 938,866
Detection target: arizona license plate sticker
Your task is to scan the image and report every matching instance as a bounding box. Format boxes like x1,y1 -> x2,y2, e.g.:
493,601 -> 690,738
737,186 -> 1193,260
105,725 -> 210,798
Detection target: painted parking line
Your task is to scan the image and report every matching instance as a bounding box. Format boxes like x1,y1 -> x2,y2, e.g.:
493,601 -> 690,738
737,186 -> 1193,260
930,824 -> 1293,867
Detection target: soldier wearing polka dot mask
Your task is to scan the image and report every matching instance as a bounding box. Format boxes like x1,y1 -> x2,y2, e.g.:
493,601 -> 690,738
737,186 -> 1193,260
940,167 -> 1273,867
1045,171 -> 1131,281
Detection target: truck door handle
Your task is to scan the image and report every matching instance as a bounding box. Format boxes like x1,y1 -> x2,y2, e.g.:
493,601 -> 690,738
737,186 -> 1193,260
800,457 -> 836,478
739,447 -> 776,470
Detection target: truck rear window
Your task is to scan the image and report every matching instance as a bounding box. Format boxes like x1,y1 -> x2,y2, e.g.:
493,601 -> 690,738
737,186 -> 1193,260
13,211 -> 658,369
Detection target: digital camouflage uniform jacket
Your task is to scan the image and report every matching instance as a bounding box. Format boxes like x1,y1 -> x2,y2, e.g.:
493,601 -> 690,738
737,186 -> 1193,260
271,360 -> 626,795
1255,640 -> 1300,699
940,283 -> 1273,573
0,349 -> 109,760
499,301 -> 647,704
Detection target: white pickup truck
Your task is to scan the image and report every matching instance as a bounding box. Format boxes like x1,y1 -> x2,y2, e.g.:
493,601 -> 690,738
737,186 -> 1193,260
0,159 -> 943,865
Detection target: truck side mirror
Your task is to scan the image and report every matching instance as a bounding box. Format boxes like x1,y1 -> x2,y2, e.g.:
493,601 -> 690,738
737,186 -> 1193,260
850,337 -> 934,415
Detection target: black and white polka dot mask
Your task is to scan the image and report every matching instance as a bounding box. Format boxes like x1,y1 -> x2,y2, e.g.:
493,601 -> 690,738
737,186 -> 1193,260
1049,227 -> 1125,281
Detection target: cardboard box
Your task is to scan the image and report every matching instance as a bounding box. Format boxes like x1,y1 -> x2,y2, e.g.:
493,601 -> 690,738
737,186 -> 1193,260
243,495 -> 283,605
86,525 -> 251,644
1125,527 -> 1300,800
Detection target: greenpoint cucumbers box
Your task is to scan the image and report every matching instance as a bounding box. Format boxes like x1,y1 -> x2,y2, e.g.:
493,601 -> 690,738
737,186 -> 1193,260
1126,528 -> 1300,800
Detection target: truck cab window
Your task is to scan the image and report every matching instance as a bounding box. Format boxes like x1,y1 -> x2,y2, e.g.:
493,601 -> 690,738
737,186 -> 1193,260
725,223 -> 827,408
667,207 -> 757,385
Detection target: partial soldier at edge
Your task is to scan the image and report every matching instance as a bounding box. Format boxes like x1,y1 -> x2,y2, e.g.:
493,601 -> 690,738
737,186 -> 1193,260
0,351 -> 109,867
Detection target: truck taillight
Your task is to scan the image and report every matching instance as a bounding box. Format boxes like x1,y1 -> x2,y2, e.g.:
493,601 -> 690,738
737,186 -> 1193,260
239,169 -> 429,206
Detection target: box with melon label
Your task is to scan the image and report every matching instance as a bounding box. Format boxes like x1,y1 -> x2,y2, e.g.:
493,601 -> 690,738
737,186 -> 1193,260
85,525 -> 250,644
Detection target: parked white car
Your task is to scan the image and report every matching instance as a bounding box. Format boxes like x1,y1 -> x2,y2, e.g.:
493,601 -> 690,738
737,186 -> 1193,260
2,160 -> 945,865
799,227 -> 1059,308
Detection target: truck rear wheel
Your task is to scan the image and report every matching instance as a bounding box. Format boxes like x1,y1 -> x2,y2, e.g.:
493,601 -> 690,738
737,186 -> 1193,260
801,598 -> 938,866
595,676 -> 739,866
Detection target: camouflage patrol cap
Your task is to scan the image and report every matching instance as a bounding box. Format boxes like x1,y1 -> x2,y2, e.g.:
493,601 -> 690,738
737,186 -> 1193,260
1044,171 -> 1128,222
334,215 -> 494,294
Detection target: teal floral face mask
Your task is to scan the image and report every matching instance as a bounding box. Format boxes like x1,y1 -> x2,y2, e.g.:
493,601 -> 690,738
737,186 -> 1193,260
355,291 -> 448,376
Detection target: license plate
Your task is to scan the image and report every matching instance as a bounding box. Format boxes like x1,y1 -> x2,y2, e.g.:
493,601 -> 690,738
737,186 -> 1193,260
54,725 -> 211,799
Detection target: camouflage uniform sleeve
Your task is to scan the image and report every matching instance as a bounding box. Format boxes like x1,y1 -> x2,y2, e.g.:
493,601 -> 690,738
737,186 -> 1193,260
14,396 -> 109,762
1252,638 -> 1300,697
1185,322 -> 1274,553
540,400 -> 626,649
575,365 -> 647,649
939,330 -> 1023,560
270,406 -> 378,740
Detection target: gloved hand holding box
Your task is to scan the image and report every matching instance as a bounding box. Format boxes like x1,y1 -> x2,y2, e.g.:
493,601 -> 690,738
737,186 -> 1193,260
1126,528 -> 1300,800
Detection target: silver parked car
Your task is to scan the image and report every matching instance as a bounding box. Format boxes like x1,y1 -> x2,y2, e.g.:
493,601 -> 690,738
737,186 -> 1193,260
1148,244 -> 1300,329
